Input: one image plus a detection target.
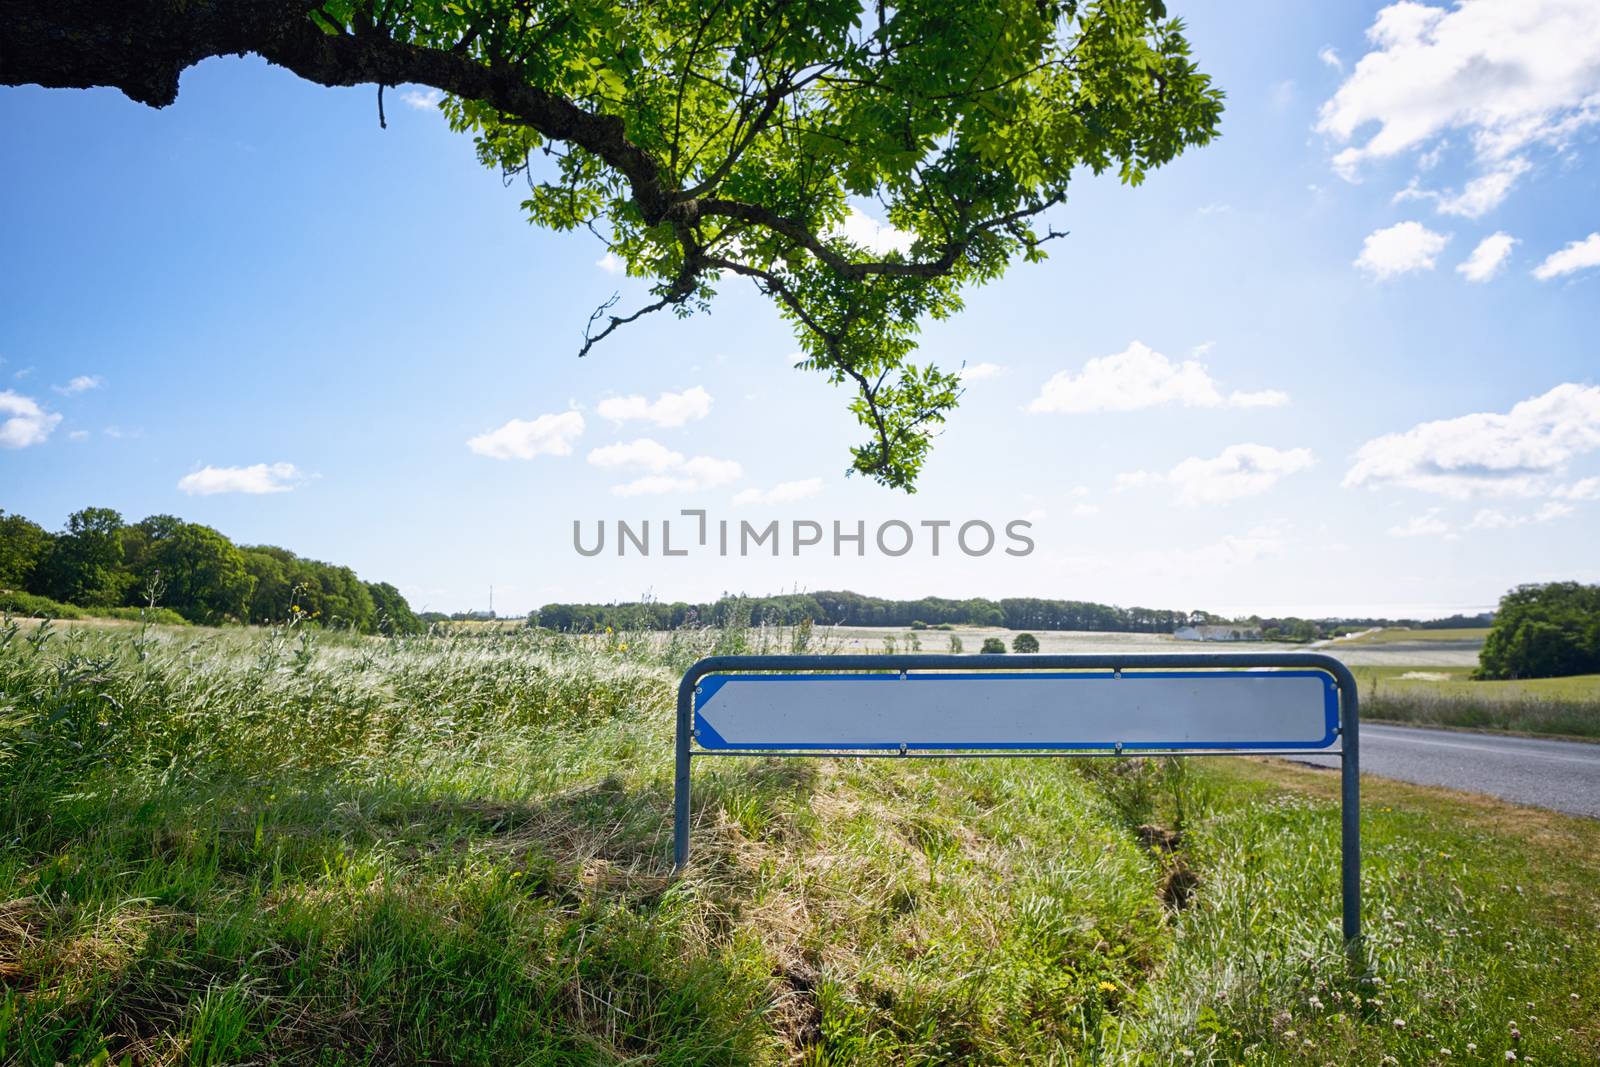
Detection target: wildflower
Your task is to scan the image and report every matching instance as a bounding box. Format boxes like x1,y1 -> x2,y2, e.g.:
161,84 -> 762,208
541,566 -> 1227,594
1098,981 -> 1118,994
1441,1050 -> 1451,1058
1308,996 -> 1324,1011
1467,1044 -> 1477,1053
1392,1018 -> 1406,1029
1505,1052 -> 1517,1062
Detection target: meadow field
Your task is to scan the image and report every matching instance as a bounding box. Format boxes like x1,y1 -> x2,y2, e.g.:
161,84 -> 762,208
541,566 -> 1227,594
822,625 -> 1600,739
2,617 -> 1597,1064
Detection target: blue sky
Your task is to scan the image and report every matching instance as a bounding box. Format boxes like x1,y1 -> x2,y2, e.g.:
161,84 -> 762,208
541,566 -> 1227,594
3,0 -> 1598,619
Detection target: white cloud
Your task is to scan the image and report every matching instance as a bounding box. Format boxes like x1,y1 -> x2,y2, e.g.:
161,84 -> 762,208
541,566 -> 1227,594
834,207 -> 914,257
1167,444 -> 1316,505
1121,443 -> 1315,506
68,430 -> 89,442
1390,509 -> 1451,538
1437,159 -> 1529,217
1393,158 -> 1531,218
1317,0 -> 1600,207
400,88 -> 443,111
53,374 -> 103,396
1354,221 -> 1449,278
1114,471 -> 1157,492
1026,342 -> 1287,414
0,390 -> 61,448
467,411 -> 585,460
1071,503 -> 1101,517
1553,476 -> 1600,500
732,478 -> 824,506
959,362 -> 1005,382
1532,233 -> 1600,280
595,386 -> 712,427
588,437 -> 742,494
1468,501 -> 1575,529
669,455 -> 740,487
1467,508 -> 1517,530
611,475 -> 695,497
1175,525 -> 1289,569
1228,389 -> 1292,408
612,457 -> 743,497
587,438 -> 684,472
1344,383 -> 1600,497
177,462 -> 303,495
596,251 -> 625,274
1457,232 -> 1517,281
1318,46 -> 1343,71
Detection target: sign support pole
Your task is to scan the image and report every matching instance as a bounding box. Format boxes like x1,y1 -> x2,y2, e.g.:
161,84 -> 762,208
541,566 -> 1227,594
671,651 -> 1361,966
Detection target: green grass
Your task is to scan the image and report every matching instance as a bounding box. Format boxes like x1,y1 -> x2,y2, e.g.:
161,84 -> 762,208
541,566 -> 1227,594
1333,628 -> 1492,646
1,620 -> 1596,1064
1355,666 -> 1600,738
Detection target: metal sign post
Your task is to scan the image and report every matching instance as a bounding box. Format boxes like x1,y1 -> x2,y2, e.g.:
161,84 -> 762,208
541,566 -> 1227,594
673,652 -> 1362,960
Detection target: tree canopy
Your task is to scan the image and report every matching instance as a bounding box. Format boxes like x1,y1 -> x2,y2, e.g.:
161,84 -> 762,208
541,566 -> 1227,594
2,0 -> 1222,489
1477,582 -> 1600,681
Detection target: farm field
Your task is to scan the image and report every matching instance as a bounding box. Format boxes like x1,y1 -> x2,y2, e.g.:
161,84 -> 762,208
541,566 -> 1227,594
817,625 -> 1489,668
2,620 -> 1597,1064
1331,628 -> 1494,646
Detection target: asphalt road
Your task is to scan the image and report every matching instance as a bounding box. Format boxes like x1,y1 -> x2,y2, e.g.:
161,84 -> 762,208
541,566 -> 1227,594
1293,724 -> 1600,818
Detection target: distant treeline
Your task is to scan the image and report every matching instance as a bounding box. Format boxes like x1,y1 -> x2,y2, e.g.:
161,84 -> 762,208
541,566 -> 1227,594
0,506 -> 421,633
532,590 -> 1483,637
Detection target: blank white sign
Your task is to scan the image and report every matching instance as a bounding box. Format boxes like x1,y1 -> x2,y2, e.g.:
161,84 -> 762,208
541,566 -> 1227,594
693,671 -> 1338,751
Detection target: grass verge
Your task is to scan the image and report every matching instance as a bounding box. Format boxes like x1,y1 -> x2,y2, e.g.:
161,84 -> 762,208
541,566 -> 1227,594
1,622 -> 1595,1064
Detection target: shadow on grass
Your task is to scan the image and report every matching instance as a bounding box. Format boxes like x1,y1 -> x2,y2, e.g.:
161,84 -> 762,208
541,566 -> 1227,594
2,757 -> 827,1065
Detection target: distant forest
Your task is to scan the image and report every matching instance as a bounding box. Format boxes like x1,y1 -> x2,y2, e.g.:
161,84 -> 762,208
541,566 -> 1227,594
0,507 -> 421,633
534,590 -> 1492,638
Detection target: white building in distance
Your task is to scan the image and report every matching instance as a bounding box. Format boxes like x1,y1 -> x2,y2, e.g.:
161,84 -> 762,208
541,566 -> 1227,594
1173,624 -> 1262,642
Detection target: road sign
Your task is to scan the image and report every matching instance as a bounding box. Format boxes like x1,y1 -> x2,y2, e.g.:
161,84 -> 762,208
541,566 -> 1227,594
673,653 -> 1363,965
693,670 -> 1338,751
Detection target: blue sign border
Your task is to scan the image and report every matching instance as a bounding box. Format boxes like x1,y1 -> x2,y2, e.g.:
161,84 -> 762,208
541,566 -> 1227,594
693,669 -> 1340,751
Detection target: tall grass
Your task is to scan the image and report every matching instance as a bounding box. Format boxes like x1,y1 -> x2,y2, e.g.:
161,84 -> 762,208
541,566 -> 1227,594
1365,689 -> 1600,737
1,619 -> 1597,1064
1342,665 -> 1600,737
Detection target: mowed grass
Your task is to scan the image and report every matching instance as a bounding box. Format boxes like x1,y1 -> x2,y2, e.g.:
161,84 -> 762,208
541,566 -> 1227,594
1,620 -> 1597,1064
